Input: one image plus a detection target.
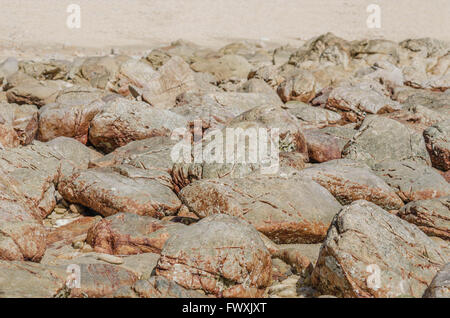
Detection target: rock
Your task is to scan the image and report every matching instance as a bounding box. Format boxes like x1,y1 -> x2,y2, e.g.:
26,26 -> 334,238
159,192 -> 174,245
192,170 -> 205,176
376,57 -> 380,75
77,56 -> 121,89
46,216 -> 101,246
283,101 -> 341,129
191,54 -> 252,82
424,120 -> 450,171
144,49 -> 171,70
19,59 -> 70,81
303,130 -> 341,163
399,197 -> 450,240
0,57 -> 19,79
0,138 -> 98,219
318,124 -> 357,151
156,214 -> 272,297
423,263 -> 450,298
0,261 -> 66,297
172,92 -> 282,130
5,72 -> 59,107
58,165 -> 181,218
312,200 -> 448,298
179,175 -> 342,243
114,58 -> 158,96
38,87 -> 109,143
133,276 -> 207,298
373,160 -> 450,202
89,98 -> 187,153
97,254 -> 124,265
342,115 -> 431,167
86,213 -> 185,255
276,243 -> 322,268
238,78 -> 279,97
277,70 -> 316,103
0,102 -> 38,146
298,159 -> 404,210
0,177 -> 47,261
142,56 -> 196,109
326,83 -> 401,123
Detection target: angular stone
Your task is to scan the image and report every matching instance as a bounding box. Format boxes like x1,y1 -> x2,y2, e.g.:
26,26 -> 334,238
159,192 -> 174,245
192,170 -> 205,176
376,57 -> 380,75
133,276 -> 207,298
399,197 -> 450,240
311,200 -> 448,298
156,214 -> 272,297
89,98 -> 187,153
298,159 -> 404,210
86,213 -> 185,255
283,101 -> 341,129
191,54 -> 252,82
423,263 -> 450,298
373,160 -> 450,202
277,70 -> 316,103
0,102 -> 38,146
179,176 -> 342,243
303,130 -> 341,163
343,115 -> 431,167
58,165 -> 181,218
424,120 -> 450,171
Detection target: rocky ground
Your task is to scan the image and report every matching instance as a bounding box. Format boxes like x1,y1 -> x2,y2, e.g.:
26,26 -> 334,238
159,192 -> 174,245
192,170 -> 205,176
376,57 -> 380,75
0,33 -> 449,298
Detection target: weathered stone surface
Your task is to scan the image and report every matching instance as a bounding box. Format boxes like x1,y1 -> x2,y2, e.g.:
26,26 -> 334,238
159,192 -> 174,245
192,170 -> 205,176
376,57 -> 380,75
343,115 -> 431,167
89,98 -> 187,153
0,138 -> 99,219
87,213 -> 185,255
373,160 -> 450,202
0,102 -> 38,147
179,176 -> 342,243
113,58 -> 158,96
312,200 -> 448,298
424,120 -> 450,171
326,83 -> 401,123
38,87 -> 110,143
423,263 -> 450,298
0,177 -> 46,261
58,165 -> 181,218
142,56 -> 196,109
277,70 -> 316,103
298,159 -> 404,210
19,59 -> 70,81
318,124 -> 357,151
303,130 -> 341,163
156,214 -> 272,297
191,54 -> 252,82
283,101 -> 341,129
132,276 -> 207,298
46,216 -> 101,246
399,197 -> 450,240
76,56 -> 122,89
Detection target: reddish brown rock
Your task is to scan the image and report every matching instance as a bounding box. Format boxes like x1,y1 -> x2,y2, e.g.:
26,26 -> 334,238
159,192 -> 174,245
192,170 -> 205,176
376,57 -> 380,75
86,213 -> 185,255
46,216 -> 101,246
303,129 -> 341,163
0,103 -> 38,147
424,120 -> 450,171
156,214 -> 272,297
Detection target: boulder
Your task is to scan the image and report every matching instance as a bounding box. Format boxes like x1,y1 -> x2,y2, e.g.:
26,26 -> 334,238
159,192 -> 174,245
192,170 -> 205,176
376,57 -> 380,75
86,213 -> 185,255
424,120 -> 450,171
132,276 -> 207,298
423,263 -> 450,298
283,101 -> 341,129
179,176 -> 342,243
298,159 -> 404,210
89,98 -> 187,153
156,214 -> 272,297
312,200 -> 448,298
303,130 -> 341,163
342,115 -> 431,167
277,70 -> 316,103
0,102 -> 38,147
58,165 -> 181,218
373,160 -> 450,202
191,54 -> 252,82
399,197 -> 450,240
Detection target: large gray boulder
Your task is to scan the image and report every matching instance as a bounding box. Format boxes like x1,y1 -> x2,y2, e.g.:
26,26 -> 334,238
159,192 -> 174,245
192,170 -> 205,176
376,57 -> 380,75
312,200 -> 448,298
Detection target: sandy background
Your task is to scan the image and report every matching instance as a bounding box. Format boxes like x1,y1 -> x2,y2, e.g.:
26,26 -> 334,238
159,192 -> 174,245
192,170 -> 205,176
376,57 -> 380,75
0,0 -> 449,59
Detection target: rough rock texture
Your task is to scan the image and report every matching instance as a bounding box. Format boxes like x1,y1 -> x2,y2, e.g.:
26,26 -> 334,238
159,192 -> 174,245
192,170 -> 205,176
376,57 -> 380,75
298,159 -> 404,210
423,263 -> 450,298
86,213 -> 185,255
38,87 -> 109,143
156,214 -> 272,297
89,98 -> 187,153
399,197 -> 450,240
0,102 -> 38,147
132,276 -> 207,298
141,56 -> 197,109
58,165 -> 181,218
277,70 -> 316,103
424,120 -> 450,171
191,54 -> 252,82
283,101 -> 341,129
373,160 -> 450,202
303,130 -> 341,163
179,176 -> 342,243
343,115 -> 431,167
312,200 -> 448,298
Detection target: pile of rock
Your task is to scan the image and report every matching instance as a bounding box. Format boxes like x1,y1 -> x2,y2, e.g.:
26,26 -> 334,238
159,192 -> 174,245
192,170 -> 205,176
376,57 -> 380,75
0,34 -> 449,298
